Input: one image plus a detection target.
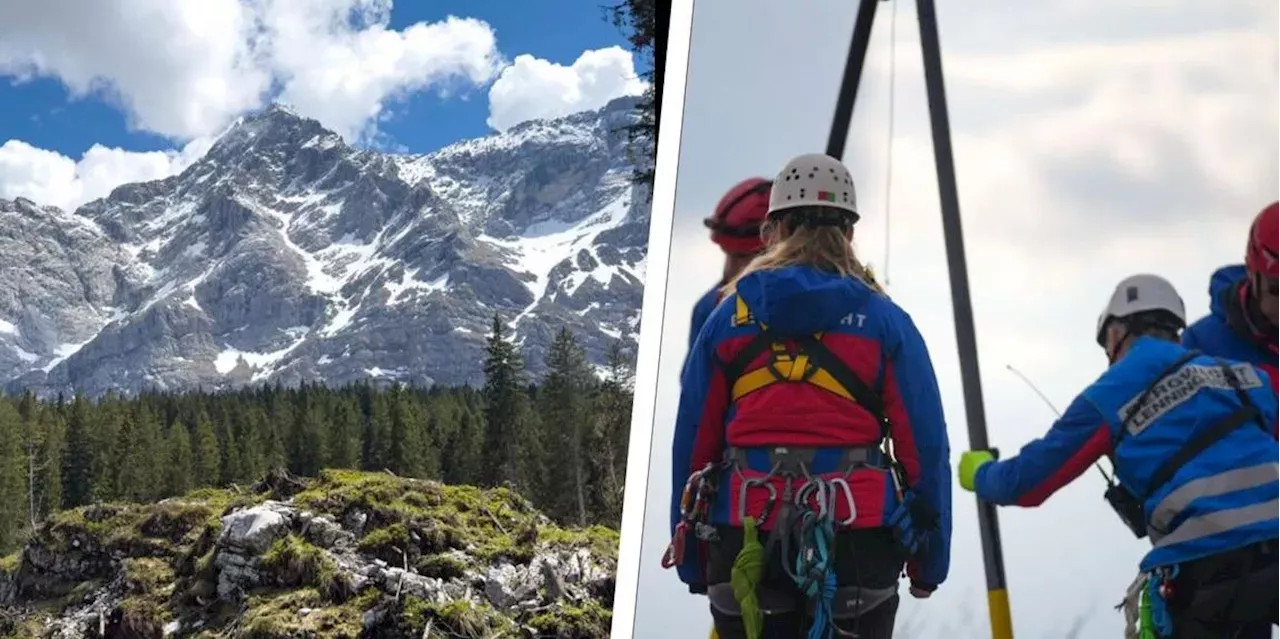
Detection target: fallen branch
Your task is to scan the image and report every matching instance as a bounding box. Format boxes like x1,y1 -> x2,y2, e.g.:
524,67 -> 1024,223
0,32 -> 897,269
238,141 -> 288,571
480,504 -> 508,536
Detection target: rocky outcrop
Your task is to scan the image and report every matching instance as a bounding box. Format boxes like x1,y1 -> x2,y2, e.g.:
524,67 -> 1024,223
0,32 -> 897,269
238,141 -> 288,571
0,470 -> 618,638
1,97 -> 648,398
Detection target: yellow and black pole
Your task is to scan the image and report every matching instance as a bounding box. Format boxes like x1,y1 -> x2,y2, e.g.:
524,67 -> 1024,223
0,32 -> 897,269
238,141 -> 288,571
826,1 -> 1015,637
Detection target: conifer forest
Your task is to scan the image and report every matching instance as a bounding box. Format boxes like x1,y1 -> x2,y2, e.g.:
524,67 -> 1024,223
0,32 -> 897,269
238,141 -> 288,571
0,316 -> 635,557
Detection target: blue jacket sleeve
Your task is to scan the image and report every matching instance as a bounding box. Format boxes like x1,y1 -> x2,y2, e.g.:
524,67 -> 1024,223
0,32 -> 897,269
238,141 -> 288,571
974,393 -> 1112,506
887,313 -> 952,588
670,305 -> 721,586
1248,367 -> 1278,439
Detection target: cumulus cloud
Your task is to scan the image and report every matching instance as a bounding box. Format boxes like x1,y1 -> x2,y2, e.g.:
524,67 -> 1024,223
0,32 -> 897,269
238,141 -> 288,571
486,46 -> 648,132
0,0 -> 647,210
0,0 -> 505,143
257,0 -> 505,141
635,1 -> 1276,638
0,137 -> 213,212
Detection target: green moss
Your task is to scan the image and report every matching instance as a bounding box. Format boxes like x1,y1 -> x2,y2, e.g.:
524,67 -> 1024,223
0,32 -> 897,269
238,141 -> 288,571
415,553 -> 468,580
527,599 -> 612,639
123,557 -> 175,595
357,522 -> 411,564
536,525 -> 620,559
239,588 -> 364,639
0,552 -> 19,576
419,599 -> 517,638
116,594 -> 171,638
294,470 -> 544,562
259,535 -> 348,602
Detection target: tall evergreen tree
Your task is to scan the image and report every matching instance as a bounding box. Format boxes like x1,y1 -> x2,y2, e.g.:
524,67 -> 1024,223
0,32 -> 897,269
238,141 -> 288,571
60,394 -> 95,509
481,314 -> 527,488
538,328 -> 595,525
0,400 -> 25,550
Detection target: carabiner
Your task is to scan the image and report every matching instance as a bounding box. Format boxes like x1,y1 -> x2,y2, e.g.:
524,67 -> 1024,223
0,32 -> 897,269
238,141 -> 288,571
755,481 -> 779,526
827,477 -> 857,526
737,476 -> 769,523
661,521 -> 689,569
795,478 -> 829,519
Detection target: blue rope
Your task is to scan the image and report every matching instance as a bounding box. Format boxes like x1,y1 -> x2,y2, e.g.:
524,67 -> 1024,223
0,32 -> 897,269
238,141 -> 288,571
792,507 -> 839,639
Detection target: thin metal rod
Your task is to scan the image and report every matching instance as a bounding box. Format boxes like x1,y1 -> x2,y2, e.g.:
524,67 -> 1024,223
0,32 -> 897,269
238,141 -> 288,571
824,2 -> 1016,636
914,0 -> 1014,637
825,0 -> 880,160
1005,364 -> 1113,483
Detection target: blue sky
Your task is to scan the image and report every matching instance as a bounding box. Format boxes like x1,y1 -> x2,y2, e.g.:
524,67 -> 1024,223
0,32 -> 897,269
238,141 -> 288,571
0,0 -> 647,211
0,0 -> 641,158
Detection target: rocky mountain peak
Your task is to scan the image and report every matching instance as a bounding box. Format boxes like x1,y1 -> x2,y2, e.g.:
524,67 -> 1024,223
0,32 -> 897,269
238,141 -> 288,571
0,99 -> 648,398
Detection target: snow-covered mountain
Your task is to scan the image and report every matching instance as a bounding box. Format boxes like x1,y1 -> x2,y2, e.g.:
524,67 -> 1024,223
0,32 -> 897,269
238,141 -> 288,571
0,97 -> 651,397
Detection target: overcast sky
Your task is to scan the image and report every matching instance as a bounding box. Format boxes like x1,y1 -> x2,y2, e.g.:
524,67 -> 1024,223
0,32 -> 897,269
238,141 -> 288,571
630,0 -> 1278,637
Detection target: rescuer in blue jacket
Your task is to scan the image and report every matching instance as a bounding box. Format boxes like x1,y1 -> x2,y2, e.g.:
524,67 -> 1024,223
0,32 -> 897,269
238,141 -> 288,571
958,273 -> 1279,639
663,153 -> 952,639
688,178 -> 774,354
1183,202 -> 1278,404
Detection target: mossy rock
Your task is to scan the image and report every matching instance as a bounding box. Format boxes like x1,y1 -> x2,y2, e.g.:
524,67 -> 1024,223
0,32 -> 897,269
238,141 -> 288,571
0,552 -> 19,576
259,535 -> 351,603
527,599 -> 612,639
238,588 -> 362,639
123,557 -> 175,595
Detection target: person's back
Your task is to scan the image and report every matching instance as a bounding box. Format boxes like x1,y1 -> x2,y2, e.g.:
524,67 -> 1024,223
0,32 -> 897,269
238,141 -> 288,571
1082,337 -> 1278,571
1183,202 -> 1279,395
666,153 -> 950,639
960,273 -> 1278,639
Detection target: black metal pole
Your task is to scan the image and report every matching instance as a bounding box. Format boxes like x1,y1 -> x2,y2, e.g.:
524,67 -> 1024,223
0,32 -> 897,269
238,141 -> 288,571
825,0 -> 880,159
914,0 -> 1013,636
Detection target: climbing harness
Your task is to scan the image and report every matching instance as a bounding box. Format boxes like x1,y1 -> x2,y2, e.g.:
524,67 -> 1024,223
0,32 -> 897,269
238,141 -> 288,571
668,294 -> 935,638
1105,353 -> 1268,540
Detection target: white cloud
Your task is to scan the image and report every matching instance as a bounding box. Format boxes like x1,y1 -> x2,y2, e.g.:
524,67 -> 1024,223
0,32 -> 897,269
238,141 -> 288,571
0,0 -> 642,210
257,1 -> 505,141
486,46 -> 647,132
0,0 -> 505,143
0,0 -> 271,141
0,137 -> 213,212
636,1 -> 1277,638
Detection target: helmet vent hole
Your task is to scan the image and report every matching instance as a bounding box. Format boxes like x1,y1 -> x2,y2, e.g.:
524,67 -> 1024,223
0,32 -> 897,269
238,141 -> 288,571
799,188 -> 806,198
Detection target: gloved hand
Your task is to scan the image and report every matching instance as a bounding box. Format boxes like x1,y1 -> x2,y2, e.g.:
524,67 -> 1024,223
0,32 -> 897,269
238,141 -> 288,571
958,449 -> 996,492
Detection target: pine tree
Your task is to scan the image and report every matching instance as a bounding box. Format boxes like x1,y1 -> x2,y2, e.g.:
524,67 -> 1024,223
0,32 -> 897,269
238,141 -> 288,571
165,422 -> 195,496
0,400 -> 25,550
60,394 -> 95,509
589,340 -> 635,525
538,328 -> 595,525
328,397 -> 363,470
193,411 -> 220,488
481,314 -> 527,488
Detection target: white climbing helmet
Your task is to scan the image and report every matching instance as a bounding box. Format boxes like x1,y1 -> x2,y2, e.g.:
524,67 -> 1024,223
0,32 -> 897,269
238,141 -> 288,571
1094,273 -> 1187,347
767,153 -> 860,222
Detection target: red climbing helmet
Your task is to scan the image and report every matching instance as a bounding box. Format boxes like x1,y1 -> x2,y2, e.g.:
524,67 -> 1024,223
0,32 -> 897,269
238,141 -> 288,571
704,178 -> 772,256
1246,201 -> 1279,279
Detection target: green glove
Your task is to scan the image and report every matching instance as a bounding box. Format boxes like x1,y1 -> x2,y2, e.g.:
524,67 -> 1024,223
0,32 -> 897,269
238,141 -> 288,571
958,450 -> 996,492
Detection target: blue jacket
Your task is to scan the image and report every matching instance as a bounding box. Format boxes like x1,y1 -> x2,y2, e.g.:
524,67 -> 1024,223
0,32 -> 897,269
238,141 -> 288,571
671,265 -> 953,588
689,286 -> 722,353
974,337 -> 1279,572
1183,265 -> 1278,396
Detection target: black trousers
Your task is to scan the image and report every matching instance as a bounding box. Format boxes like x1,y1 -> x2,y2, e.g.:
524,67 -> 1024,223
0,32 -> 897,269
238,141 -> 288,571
1164,540 -> 1278,639
704,525 -> 905,639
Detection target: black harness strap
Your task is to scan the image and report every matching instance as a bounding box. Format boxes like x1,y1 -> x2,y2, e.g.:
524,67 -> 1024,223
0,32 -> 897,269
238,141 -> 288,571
1141,359 -> 1267,501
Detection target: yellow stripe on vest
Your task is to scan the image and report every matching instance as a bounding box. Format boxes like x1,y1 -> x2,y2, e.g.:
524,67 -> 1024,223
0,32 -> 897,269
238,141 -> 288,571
728,296 -> 857,403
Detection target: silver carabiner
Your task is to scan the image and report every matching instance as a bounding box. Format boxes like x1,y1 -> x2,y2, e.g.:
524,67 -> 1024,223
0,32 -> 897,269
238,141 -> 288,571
827,477 -> 857,526
795,478 -> 829,519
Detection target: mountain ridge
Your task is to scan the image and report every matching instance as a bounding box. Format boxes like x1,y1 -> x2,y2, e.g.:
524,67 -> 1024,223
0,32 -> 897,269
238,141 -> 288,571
0,97 -> 649,398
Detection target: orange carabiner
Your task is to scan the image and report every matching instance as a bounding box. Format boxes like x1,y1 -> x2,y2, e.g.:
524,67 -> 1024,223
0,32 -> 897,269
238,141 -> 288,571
661,522 -> 689,569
